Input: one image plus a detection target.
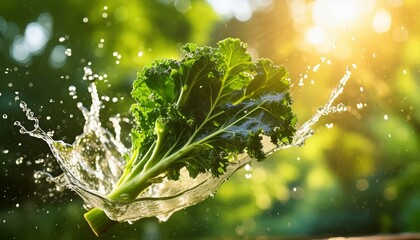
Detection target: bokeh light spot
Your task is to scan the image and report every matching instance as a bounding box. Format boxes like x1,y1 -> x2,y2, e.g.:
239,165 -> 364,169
372,9 -> 392,33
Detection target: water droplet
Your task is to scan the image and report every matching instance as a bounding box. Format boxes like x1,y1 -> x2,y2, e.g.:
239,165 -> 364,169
15,157 -> 23,165
82,17 -> 89,23
65,48 -> 72,56
244,164 -> 251,171
15,203 -> 20,208
356,103 -> 364,109
336,103 -> 347,112
325,123 -> 334,129
19,102 -> 27,109
384,114 -> 389,120
2,114 -> 7,119
59,37 -> 66,42
35,158 -> 45,164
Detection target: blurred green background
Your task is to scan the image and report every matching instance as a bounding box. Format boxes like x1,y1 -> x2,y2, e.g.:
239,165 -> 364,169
1,0 -> 419,239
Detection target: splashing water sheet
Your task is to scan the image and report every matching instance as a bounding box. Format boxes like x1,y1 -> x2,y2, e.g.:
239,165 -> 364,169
15,55 -> 350,235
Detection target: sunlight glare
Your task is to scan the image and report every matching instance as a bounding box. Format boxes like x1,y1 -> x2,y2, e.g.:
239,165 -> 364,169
305,27 -> 326,45
312,0 -> 361,28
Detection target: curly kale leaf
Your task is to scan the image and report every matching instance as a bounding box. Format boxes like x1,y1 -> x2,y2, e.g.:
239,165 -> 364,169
129,38 -> 297,180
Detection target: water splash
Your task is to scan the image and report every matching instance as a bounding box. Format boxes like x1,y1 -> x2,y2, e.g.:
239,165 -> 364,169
15,69 -> 350,223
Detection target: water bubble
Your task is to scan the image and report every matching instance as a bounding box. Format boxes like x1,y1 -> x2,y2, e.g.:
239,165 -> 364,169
82,17 -> 89,23
2,114 -> 7,119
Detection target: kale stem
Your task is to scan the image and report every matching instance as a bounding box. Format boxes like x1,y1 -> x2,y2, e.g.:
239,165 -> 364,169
84,208 -> 118,237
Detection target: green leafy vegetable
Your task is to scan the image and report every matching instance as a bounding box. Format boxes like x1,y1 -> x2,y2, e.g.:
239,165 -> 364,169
84,38 -> 297,235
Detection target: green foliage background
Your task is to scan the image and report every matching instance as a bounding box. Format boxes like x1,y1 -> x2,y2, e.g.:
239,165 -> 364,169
0,0 -> 419,239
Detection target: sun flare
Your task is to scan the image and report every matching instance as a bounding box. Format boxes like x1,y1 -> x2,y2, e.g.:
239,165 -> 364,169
288,0 -> 385,57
